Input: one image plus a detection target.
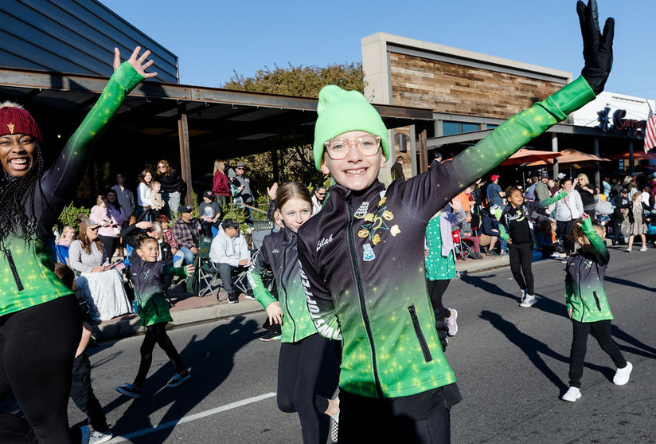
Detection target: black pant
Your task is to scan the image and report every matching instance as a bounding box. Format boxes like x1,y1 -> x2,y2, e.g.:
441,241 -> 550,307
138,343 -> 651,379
134,323 -> 186,388
70,353 -> 109,433
339,390 -> 450,444
556,220 -> 576,255
569,319 -> 626,388
427,279 -> 452,323
509,242 -> 534,295
201,220 -> 221,237
613,215 -> 624,244
0,295 -> 83,444
277,334 -> 331,444
98,235 -> 119,262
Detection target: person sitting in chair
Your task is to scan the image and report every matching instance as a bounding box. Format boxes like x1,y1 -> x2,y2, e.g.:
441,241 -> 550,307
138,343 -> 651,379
209,219 -> 252,304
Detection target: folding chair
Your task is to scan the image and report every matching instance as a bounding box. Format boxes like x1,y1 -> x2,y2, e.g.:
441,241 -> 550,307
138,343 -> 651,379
451,229 -> 474,261
197,236 -> 225,301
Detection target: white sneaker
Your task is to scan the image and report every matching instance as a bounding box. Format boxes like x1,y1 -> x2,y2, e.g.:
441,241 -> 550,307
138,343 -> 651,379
520,294 -> 537,307
613,362 -> 633,385
561,386 -> 581,402
89,429 -> 114,444
640,246 -> 648,252
625,248 -> 632,253
520,289 -> 527,303
446,309 -> 458,337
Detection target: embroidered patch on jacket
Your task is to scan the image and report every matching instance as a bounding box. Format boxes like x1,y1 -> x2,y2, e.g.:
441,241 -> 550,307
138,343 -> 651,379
363,243 -> 375,261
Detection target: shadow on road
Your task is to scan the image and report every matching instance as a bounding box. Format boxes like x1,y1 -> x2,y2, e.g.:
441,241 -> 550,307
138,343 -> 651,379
107,316 -> 260,442
605,275 -> 656,293
459,272 -> 518,302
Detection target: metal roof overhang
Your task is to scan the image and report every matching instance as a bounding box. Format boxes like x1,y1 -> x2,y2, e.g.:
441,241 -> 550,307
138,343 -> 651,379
0,66 -> 435,162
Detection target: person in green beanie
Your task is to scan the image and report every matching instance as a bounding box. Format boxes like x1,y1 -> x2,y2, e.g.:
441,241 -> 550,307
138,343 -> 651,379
296,2 -> 614,443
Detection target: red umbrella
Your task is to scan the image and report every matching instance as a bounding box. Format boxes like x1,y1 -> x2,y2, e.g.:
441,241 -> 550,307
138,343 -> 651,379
606,151 -> 656,161
526,149 -> 610,166
500,148 -> 562,166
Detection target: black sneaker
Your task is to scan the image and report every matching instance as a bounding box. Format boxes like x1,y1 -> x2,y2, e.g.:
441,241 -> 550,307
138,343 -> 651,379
486,250 -> 499,256
260,330 -> 282,342
228,292 -> 239,304
116,383 -> 141,399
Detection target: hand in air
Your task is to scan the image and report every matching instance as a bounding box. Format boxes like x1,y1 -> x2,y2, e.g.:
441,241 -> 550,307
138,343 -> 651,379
113,46 -> 158,79
577,0 -> 614,94
267,183 -> 279,200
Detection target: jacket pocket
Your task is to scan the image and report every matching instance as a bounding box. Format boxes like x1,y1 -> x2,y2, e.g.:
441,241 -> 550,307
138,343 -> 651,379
593,291 -> 602,312
5,250 -> 24,292
408,305 -> 433,363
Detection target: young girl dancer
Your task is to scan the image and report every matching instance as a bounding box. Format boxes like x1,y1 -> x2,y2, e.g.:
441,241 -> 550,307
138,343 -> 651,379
499,186 -> 566,307
116,237 -> 193,398
248,182 -> 339,444
561,214 -> 632,402
425,197 -> 466,344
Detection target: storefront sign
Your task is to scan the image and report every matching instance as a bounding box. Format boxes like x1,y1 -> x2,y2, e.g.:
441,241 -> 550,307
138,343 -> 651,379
597,107 -> 645,137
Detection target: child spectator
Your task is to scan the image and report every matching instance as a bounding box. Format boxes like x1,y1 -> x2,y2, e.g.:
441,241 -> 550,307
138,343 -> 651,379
115,236 -> 194,398
481,208 -> 506,256
536,219 -> 562,259
199,190 -> 222,237
561,214 -> 632,402
626,192 -> 648,252
150,180 -> 165,218
58,225 -> 76,246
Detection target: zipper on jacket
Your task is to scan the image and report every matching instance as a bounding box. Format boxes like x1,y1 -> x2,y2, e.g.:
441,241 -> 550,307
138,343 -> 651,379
280,237 -> 297,342
592,291 -> 602,311
408,305 -> 433,363
5,250 -> 24,292
347,198 -> 383,398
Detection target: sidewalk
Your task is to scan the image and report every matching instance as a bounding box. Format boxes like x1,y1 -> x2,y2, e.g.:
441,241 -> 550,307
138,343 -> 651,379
92,253 -> 512,342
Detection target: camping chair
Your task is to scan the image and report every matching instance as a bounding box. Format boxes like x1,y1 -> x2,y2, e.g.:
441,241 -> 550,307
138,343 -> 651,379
56,244 -> 70,266
197,235 -> 224,301
452,229 -> 474,261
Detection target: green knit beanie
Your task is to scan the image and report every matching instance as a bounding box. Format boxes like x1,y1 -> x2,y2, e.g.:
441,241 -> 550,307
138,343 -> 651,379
313,85 -> 389,171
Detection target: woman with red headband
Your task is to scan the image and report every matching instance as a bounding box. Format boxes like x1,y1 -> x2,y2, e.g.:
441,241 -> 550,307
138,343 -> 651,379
0,47 -> 156,444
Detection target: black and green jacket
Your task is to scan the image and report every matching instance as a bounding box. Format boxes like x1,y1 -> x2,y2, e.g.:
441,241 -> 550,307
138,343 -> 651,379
248,227 -> 318,343
297,77 -> 596,399
129,260 -> 187,327
0,63 -> 144,318
565,218 -> 612,323
499,191 -> 566,245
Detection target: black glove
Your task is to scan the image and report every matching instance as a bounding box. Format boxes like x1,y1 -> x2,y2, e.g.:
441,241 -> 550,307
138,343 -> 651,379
435,320 -> 449,352
577,0 -> 615,95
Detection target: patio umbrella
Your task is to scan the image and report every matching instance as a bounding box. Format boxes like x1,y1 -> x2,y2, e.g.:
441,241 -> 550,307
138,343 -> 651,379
606,151 -> 656,161
525,149 -> 610,166
500,148 -> 562,166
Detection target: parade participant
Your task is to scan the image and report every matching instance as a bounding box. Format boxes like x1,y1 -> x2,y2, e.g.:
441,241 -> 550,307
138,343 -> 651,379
116,236 -> 193,398
0,46 -> 155,444
499,187 -> 566,307
425,197 -> 466,342
296,2 -> 613,441
560,214 -> 632,402
249,182 -> 340,444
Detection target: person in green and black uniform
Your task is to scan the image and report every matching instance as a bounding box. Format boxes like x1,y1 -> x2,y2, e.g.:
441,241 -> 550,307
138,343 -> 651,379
296,2 -> 614,442
499,187 -> 566,307
0,47 -> 155,444
560,214 -> 632,402
115,237 -> 194,399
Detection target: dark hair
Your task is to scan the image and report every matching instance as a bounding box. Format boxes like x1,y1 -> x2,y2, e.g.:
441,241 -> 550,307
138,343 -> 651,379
137,235 -> 157,249
140,169 -> 153,185
505,186 -> 523,199
559,177 -> 572,188
276,182 -> 312,210
538,219 -> 553,233
569,218 -> 603,241
54,262 -> 76,291
0,141 -> 47,247
105,188 -> 122,214
397,156 -> 404,161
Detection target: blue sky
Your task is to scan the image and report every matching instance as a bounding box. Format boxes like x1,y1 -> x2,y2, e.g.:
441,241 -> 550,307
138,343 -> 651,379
103,0 -> 655,100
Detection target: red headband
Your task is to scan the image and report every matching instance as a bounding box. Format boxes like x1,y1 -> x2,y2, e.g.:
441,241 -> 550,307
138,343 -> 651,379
0,103 -> 43,142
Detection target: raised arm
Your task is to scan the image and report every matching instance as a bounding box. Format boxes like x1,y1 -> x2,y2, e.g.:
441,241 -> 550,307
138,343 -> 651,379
39,47 -> 156,216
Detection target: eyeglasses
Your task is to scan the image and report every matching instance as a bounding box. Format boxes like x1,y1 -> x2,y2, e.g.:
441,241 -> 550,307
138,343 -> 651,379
235,167 -> 244,170
158,166 -> 166,169
324,135 -> 381,160
317,192 -> 326,196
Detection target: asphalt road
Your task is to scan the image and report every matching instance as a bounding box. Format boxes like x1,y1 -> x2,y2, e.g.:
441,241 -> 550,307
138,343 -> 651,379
68,245 -> 655,444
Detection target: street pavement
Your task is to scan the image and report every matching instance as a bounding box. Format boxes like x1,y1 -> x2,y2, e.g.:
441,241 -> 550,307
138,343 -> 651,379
67,245 -> 656,443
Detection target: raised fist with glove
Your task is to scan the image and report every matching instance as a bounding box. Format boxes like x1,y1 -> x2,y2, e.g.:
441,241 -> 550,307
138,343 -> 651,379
577,0 -> 614,95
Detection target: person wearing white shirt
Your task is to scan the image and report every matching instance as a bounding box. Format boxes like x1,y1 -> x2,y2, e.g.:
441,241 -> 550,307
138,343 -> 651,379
137,169 -> 154,222
311,185 -> 327,215
209,219 -> 252,303
551,178 -> 583,256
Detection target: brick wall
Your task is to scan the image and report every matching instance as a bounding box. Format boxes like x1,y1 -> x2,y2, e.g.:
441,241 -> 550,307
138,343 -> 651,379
389,53 -> 564,119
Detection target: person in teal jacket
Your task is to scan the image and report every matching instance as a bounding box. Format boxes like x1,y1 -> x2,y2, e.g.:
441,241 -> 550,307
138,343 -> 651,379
560,214 -> 632,402
248,182 -> 340,444
0,47 -> 156,444
297,2 -> 614,442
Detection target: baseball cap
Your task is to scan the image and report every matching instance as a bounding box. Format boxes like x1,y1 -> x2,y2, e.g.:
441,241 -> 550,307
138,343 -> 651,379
79,219 -> 100,232
203,190 -> 214,199
180,204 -> 192,214
222,218 -> 240,230
541,172 -> 549,179
525,192 -> 535,201
620,188 -> 629,194
235,162 -> 245,168
491,175 -> 500,182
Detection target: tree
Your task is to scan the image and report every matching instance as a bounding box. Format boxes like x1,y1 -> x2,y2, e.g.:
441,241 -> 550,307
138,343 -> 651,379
223,63 -> 365,195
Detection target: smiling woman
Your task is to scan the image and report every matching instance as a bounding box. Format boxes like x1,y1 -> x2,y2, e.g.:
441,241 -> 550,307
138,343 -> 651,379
0,47 -> 156,444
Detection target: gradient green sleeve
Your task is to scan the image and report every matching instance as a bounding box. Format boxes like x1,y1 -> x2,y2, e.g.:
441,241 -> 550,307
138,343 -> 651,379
248,246 -> 277,310
499,224 -> 509,242
582,217 -> 609,266
538,190 -> 567,208
164,265 -> 188,277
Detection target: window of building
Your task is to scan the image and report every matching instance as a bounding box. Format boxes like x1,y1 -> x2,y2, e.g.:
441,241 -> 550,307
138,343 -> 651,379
442,121 -> 480,136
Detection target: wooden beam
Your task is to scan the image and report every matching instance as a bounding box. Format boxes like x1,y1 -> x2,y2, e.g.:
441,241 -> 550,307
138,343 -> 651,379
177,108 -> 194,208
